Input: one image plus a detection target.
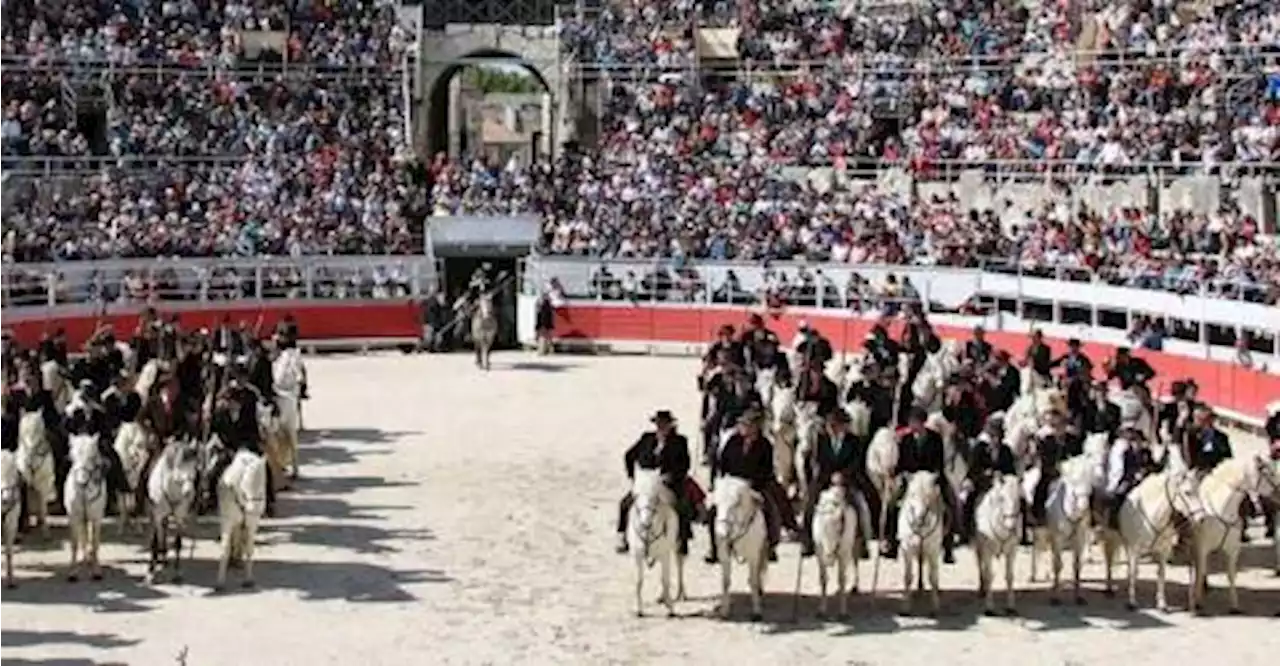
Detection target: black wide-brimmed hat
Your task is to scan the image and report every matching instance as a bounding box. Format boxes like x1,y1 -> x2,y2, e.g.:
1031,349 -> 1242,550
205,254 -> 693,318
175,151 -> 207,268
650,410 -> 676,424
737,409 -> 764,426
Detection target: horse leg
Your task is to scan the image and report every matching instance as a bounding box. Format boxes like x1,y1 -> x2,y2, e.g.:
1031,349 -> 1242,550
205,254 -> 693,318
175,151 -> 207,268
117,493 -> 130,536
1154,551 -> 1169,613
146,523 -> 160,583
1102,535 -> 1116,598
900,552 -> 913,616
172,530 -> 184,584
719,559 -> 732,619
749,559 -> 764,622
838,555 -> 850,618
217,525 -> 233,591
4,537 -> 12,589
675,551 -> 687,601
1189,544 -> 1204,615
241,523 -> 257,588
1224,539 -> 1241,614
89,519 -> 102,580
1126,551 -> 1140,610
1049,540 -> 1063,605
1004,546 -> 1017,615
660,554 -> 674,617
928,550 -> 941,617
1028,531 -> 1039,583
816,558 -> 829,619
66,517 -> 80,582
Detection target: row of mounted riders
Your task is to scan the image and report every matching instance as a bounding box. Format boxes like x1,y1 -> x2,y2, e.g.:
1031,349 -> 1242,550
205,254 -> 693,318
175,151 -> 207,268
1,311 -> 307,534
616,314 -> 1280,568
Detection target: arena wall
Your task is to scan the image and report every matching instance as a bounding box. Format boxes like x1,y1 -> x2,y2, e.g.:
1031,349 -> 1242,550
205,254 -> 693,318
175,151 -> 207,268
515,299 -> 1277,426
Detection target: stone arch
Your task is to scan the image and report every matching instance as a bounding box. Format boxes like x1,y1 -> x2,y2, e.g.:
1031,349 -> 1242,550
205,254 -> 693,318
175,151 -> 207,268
424,48 -> 553,159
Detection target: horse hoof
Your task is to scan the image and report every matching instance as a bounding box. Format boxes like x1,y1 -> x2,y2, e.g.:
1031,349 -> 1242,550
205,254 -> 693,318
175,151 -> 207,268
667,609 -> 676,619
91,572 -> 103,582
635,610 -> 644,619
1004,607 -> 1018,617
1049,597 -> 1061,607
1075,596 -> 1087,606
5,582 -> 15,590
1125,602 -> 1138,612
66,574 -> 78,583
749,612 -> 763,623
1227,608 -> 1242,616
983,608 -> 999,618
241,579 -> 255,589
1103,589 -> 1116,599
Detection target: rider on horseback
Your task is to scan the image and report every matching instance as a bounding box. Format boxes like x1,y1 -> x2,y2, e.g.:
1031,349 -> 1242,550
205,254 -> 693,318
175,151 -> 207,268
1103,420 -> 1158,529
1108,347 -> 1155,391
616,410 -> 698,556
706,409 -> 797,564
205,372 -> 276,517
1051,338 -> 1094,414
962,416 -> 1017,543
883,407 -> 959,563
1029,410 -> 1082,529
800,408 -> 872,559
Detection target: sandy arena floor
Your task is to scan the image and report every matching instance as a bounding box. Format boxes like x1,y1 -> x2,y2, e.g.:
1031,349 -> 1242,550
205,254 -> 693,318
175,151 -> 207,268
2,353 -> 1278,666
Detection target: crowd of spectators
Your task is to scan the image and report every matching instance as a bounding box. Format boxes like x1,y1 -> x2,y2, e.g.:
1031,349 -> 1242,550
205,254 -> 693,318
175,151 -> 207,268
2,0 -> 1278,307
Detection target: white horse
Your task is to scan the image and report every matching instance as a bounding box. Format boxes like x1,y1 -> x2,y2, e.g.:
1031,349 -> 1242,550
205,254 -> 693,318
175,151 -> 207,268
812,481 -> 860,619
40,359 -> 70,413
134,358 -> 161,405
792,402 -> 822,502
1025,457 -> 1094,604
146,437 -> 200,584
628,469 -> 685,617
63,434 -> 107,582
471,292 -> 498,371
1102,469 -> 1202,611
272,347 -> 305,482
216,449 -> 269,591
2,450 -> 20,588
712,475 -> 768,621
928,412 -> 968,499
974,474 -> 1022,615
113,420 -> 150,534
1187,456 -> 1278,614
865,426 -> 899,544
16,410 -> 55,537
1114,388 -> 1157,444
899,471 -> 945,616
846,396 -> 872,441
1004,388 -> 1067,469
769,383 -> 797,490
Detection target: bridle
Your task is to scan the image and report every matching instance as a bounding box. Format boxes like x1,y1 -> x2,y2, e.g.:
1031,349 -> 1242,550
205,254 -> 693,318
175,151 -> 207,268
982,478 -> 1021,546
903,486 -> 943,541
719,486 -> 762,556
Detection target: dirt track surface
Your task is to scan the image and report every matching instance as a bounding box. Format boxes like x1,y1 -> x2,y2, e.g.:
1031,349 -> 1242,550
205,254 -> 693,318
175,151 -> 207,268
3,353 -> 1278,666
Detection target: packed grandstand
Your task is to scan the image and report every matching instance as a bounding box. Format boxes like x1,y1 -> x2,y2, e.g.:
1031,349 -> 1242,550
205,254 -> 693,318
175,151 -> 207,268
1,0 -> 1277,306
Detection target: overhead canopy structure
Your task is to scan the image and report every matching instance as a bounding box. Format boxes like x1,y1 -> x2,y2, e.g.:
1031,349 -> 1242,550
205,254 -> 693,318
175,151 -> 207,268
425,215 -> 541,258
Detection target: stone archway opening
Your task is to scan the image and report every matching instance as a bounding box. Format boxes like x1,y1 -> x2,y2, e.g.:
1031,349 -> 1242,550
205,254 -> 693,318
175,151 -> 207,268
426,49 -> 553,162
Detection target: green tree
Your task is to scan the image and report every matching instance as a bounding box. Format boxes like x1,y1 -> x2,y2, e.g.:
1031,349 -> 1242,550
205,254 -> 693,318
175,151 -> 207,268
462,66 -> 541,94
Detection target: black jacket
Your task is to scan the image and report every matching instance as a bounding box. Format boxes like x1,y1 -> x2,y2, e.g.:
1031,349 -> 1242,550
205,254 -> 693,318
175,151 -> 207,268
810,430 -> 868,492
717,433 -> 775,488
984,365 -> 1021,414
1051,351 -> 1094,382
797,371 -> 839,417
1109,357 -> 1155,389
624,431 -> 691,484
1082,399 -> 1121,435
1026,342 -> 1052,375
1185,426 -> 1232,473
968,439 -> 1017,489
897,429 -> 946,477
965,339 -> 992,365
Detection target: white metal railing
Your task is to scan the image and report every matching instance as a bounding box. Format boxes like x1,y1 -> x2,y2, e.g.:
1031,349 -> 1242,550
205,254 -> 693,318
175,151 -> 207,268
1,256 -> 440,313
523,256 -> 1280,360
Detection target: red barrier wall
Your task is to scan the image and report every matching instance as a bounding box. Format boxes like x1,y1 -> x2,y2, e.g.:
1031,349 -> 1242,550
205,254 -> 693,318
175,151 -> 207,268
552,304 -> 1279,421
3,302 -> 421,349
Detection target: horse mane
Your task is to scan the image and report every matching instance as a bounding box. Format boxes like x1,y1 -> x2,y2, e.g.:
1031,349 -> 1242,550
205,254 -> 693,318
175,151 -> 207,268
1059,456 -> 1094,488
905,471 -> 939,499
68,434 -> 99,466
1203,457 -> 1251,490
712,475 -> 753,509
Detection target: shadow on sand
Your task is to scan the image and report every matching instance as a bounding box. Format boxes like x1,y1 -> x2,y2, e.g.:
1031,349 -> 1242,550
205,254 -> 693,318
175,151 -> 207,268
1,630 -> 139,650
193,558 -> 451,601
675,575 -> 1280,635
3,660 -> 129,666
503,361 -> 579,373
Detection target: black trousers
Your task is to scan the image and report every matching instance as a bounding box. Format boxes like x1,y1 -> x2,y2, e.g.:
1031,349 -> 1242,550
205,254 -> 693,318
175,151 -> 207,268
1031,469 -> 1059,525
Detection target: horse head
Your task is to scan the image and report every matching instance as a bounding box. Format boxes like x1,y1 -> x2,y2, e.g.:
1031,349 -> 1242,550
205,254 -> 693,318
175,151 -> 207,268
1058,458 -> 1095,524
713,476 -> 761,539
902,471 -> 942,535
631,469 -> 674,555
68,434 -> 100,469
163,437 -> 202,503
1164,469 -> 1206,523
986,474 -> 1022,534
1,450 -> 19,512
